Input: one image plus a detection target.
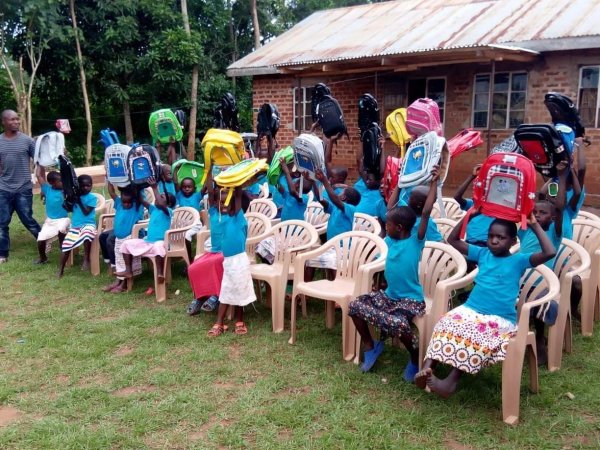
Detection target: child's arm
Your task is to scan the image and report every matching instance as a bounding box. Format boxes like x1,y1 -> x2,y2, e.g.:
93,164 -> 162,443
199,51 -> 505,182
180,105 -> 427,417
568,167 -> 582,212
323,132 -> 342,175
309,171 -> 321,202
387,185 -> 401,210
167,141 -> 177,166
76,196 -> 95,217
172,164 -> 181,192
417,167 -> 439,241
553,161 -> 568,237
528,213 -> 557,267
378,134 -> 386,178
453,165 -> 480,209
106,180 -> 118,201
315,168 -> 344,211
204,170 -> 218,208
280,157 -> 300,199
150,177 -> 169,215
231,186 -> 243,215
575,136 -> 586,187
35,164 -> 47,187
447,215 -> 470,256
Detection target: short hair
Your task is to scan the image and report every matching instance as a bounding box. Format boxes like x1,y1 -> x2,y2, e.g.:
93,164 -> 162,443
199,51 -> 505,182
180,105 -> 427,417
47,171 -> 61,183
77,174 -> 92,185
344,187 -> 361,206
181,177 -> 195,187
387,206 -> 417,231
165,192 -> 176,208
331,167 -> 348,180
489,218 -> 517,239
1,110 -> 17,120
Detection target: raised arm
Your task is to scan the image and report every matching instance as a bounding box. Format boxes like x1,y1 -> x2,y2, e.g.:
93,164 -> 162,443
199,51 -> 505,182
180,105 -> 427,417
106,180 -> 118,201
454,165 -> 480,209
528,213 -> 557,267
448,215 -> 470,256
280,157 -> 299,199
35,164 -> 46,187
167,141 -> 177,166
324,132 -> 341,175
553,161 -> 568,237
575,136 -> 586,187
315,168 -> 344,211
568,167 -> 582,212
417,167 -> 439,241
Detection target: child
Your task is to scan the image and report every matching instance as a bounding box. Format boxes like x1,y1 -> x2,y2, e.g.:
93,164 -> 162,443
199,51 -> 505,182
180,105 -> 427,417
388,185 -> 443,242
58,174 -> 97,277
173,172 -> 204,261
35,165 -> 70,264
279,157 -> 312,221
117,178 -> 176,283
207,185 -> 256,337
355,171 -> 387,234
415,214 -> 556,397
348,168 -> 439,380
101,182 -> 145,293
158,164 -> 176,197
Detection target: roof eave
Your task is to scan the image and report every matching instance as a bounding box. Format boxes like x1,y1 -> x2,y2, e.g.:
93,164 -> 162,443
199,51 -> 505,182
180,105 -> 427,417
226,66 -> 281,77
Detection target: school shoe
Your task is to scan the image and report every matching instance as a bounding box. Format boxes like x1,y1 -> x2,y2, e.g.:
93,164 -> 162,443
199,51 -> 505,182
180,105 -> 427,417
187,299 -> 203,316
403,361 -> 419,383
201,295 -> 219,313
361,340 -> 384,373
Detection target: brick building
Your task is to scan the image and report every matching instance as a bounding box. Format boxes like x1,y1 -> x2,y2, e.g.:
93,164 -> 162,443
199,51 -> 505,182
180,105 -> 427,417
228,0 -> 600,205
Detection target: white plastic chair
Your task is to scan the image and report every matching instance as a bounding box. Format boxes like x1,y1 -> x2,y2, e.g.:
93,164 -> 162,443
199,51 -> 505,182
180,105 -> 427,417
353,212 -> 382,235
432,218 -> 457,242
431,197 -> 466,220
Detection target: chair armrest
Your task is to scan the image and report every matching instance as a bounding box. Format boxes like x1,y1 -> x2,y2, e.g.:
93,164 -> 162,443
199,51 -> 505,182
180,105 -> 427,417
247,230 -> 271,247
358,259 -> 386,294
131,220 -> 149,238
98,213 -> 115,233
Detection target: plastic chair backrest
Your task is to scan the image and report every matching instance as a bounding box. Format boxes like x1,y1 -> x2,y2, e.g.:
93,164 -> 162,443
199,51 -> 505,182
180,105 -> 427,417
245,212 -> 271,239
353,212 -> 382,235
553,238 -> 591,281
432,197 -> 465,220
144,187 -> 156,205
572,219 -> 600,256
304,203 -> 329,227
326,231 -> 387,281
104,199 -> 115,215
171,207 -> 199,230
419,241 -> 467,299
518,264 -> 559,312
248,198 -> 277,219
91,193 -> 106,213
432,218 -> 457,242
269,220 -> 318,265
576,210 -> 600,222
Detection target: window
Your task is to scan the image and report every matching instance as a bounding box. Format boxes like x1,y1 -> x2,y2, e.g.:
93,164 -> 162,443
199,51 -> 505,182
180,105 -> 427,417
293,86 -> 314,131
578,66 -> 600,128
472,72 -> 527,129
408,77 -> 446,126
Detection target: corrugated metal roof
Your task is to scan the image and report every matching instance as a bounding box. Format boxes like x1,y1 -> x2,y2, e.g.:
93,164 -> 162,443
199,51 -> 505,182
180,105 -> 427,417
228,0 -> 600,75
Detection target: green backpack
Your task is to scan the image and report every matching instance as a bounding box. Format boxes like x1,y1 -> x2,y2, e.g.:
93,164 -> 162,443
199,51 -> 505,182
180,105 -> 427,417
149,109 -> 184,144
172,159 -> 205,192
267,146 -> 294,186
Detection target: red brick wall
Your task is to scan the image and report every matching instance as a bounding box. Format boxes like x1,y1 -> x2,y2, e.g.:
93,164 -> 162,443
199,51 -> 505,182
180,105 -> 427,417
252,49 -> 600,206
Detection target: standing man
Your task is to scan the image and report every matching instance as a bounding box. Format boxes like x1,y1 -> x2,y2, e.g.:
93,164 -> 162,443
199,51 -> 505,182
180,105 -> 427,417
0,110 -> 41,263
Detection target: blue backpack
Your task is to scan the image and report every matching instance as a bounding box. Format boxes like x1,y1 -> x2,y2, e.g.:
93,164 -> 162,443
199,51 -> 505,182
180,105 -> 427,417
105,144 -> 131,187
99,128 -> 120,148
127,144 -> 161,188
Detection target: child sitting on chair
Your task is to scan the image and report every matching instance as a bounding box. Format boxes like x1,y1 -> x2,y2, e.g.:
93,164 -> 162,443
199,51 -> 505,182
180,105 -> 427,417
388,184 -> 443,242
415,213 -> 556,398
35,165 -> 70,264
279,157 -> 312,221
101,182 -> 145,293
348,167 -> 439,380
173,172 -> 204,262
117,177 -> 175,283
58,174 -> 97,277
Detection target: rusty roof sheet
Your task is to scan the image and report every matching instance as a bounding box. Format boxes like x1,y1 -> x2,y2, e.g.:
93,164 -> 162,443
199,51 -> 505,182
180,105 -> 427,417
228,0 -> 600,74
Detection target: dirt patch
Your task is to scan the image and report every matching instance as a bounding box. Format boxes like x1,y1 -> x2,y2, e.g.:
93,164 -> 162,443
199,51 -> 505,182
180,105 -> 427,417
55,375 -> 70,384
78,373 -> 111,388
443,437 -> 474,450
0,322 -> 6,331
112,385 -> 157,397
273,386 -> 312,398
114,345 -> 134,356
229,343 -> 241,360
189,415 -> 233,441
0,406 -> 22,428
0,348 -> 6,354
146,327 -> 165,336
213,380 -> 237,389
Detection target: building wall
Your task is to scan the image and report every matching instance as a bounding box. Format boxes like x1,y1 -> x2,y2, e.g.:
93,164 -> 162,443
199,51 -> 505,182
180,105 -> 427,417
252,49 -> 600,206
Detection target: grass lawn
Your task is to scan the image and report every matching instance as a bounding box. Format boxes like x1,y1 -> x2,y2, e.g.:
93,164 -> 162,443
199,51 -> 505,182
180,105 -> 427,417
0,195 -> 599,449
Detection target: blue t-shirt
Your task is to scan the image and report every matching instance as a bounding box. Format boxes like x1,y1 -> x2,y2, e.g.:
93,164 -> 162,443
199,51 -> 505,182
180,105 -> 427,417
158,181 -> 176,197
208,206 -> 223,253
71,192 -> 97,227
518,222 -> 563,268
461,199 -> 495,244
413,217 -> 443,242
465,245 -> 533,323
563,186 -> 586,240
113,198 -> 144,239
356,188 -> 384,218
384,234 -> 425,301
354,178 -> 367,195
246,179 -> 264,196
321,185 -> 345,204
325,201 -> 356,241
145,204 -> 172,243
270,175 -> 288,208
41,183 -> 68,219
176,191 -> 202,212
281,189 -> 309,221
220,209 -> 247,257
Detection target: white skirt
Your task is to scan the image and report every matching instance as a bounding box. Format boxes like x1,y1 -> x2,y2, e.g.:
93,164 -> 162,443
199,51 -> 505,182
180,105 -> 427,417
219,252 -> 256,306
114,237 -> 142,278
38,217 -> 70,241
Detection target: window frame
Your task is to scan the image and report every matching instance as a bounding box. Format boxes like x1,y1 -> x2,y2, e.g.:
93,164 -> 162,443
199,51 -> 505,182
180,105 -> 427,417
292,86 -> 314,132
407,76 -> 447,131
577,65 -> 600,128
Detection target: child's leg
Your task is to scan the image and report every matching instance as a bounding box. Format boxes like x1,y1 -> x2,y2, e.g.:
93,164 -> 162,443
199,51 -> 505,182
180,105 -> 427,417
81,240 -> 92,271
399,329 -> 419,365
533,317 -> 548,366
57,250 -> 70,278
36,239 -> 48,263
185,239 -> 193,263
304,266 -> 315,282
415,359 -> 461,397
58,232 -> 66,247
570,275 -> 582,321
155,255 -> 165,283
234,306 -> 248,334
350,315 -> 375,351
117,253 -> 133,277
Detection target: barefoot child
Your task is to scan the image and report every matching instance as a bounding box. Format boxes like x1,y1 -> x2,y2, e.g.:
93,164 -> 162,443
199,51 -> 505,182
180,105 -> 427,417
117,178 -> 175,283
348,168 -> 439,379
58,175 -> 97,277
415,214 -> 556,398
35,165 -> 70,264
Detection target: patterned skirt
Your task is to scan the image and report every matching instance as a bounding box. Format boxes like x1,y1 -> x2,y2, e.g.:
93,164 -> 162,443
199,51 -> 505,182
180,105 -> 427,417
348,290 -> 425,338
61,225 -> 96,252
425,304 -> 517,375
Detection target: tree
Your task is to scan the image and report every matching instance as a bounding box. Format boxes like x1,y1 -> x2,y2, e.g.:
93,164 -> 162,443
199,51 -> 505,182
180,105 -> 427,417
250,0 -> 261,50
181,0 -> 199,160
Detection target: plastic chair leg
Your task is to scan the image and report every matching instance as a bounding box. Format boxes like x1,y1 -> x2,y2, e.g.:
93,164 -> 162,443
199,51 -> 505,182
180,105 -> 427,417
90,237 -> 101,276
271,280 -> 286,334
580,279 -> 594,336
525,333 -> 539,393
150,257 -> 166,302
341,303 -> 357,362
501,340 -> 526,425
164,257 -> 172,284
325,302 -> 335,329
288,291 -> 303,345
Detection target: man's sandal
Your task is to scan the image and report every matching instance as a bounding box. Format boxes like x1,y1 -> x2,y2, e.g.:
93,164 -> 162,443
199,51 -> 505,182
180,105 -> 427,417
207,323 -> 228,337
234,322 -> 248,335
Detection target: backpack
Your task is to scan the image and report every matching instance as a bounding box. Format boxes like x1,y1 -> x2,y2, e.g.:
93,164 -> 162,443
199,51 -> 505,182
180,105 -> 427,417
447,128 -> 483,159
267,146 -> 294,186
311,83 -> 331,123
99,128 -> 119,148
34,131 -> 65,167
544,92 -> 585,138
174,110 -> 187,128
362,124 -> 382,174
149,109 -> 184,145
398,131 -> 449,189
293,133 -> 325,180
461,152 -> 537,236
200,128 -> 246,184
58,155 -> 79,210
104,144 -> 131,187
405,98 -> 443,138
214,158 -> 269,206
385,108 -> 411,157
172,159 -> 205,192
490,135 -> 521,155
514,124 -> 569,178
213,92 -> 240,131
256,103 -> 280,138
315,95 -> 348,138
382,156 -> 402,202
55,119 -> 71,134
127,144 -> 161,188
358,93 -> 379,136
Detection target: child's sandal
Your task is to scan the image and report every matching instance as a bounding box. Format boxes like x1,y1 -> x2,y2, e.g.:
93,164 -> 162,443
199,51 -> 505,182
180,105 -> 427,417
207,323 -> 228,337
234,322 -> 248,335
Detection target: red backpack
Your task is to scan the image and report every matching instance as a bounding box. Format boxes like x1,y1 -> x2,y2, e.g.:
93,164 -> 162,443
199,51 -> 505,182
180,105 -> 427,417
381,156 -> 402,202
461,152 -> 537,237
448,128 -> 483,159
405,98 -> 443,138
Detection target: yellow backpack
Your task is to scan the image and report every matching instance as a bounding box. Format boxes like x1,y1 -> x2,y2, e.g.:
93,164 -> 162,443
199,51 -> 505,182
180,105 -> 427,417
214,158 -> 269,206
201,128 -> 246,183
385,108 -> 411,158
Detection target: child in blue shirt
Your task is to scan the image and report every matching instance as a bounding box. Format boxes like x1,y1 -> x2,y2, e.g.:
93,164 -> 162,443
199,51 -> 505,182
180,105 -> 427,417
173,175 -> 204,261
416,213 -> 556,398
158,164 -> 176,197
58,175 -> 97,277
355,172 -> 387,234
35,165 -> 70,264
349,168 -> 439,380
388,185 -> 443,242
279,156 -> 312,221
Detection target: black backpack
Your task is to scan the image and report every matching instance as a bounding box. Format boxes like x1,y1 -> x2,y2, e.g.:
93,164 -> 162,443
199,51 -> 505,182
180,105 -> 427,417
315,95 -> 348,139
358,93 -> 379,136
362,123 -> 382,174
544,92 -> 585,138
311,83 -> 331,123
213,92 -> 240,132
514,124 -> 569,178
257,103 -> 280,138
174,109 -> 187,129
58,155 -> 79,211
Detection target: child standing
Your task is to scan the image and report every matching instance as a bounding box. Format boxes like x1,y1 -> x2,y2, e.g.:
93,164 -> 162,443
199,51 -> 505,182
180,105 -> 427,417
348,168 -> 439,379
158,164 -> 176,197
58,174 -> 97,277
35,165 -> 70,264
415,214 -> 556,398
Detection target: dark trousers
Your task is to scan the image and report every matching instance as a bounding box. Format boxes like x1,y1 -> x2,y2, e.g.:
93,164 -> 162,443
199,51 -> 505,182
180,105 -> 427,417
99,230 -> 116,265
0,188 -> 41,258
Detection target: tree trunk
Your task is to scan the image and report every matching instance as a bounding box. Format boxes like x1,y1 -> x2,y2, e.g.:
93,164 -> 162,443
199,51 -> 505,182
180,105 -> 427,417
181,0 -> 198,161
250,0 -> 261,50
123,100 -> 133,144
69,0 -> 93,166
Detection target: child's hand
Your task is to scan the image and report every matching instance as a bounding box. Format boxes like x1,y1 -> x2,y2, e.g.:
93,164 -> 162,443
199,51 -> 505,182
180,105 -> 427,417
378,135 -> 385,148
527,211 -> 537,225
147,177 -> 157,187
472,164 -> 482,177
302,170 -> 311,180
556,160 -> 569,175
430,165 -> 440,183
315,168 -> 326,182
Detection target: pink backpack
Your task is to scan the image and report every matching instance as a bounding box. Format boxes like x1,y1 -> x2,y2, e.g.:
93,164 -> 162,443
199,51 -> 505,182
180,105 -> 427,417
406,98 -> 443,138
